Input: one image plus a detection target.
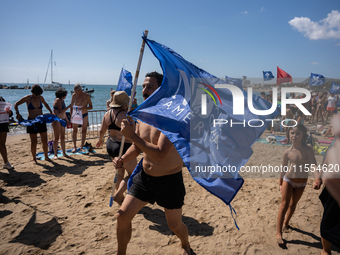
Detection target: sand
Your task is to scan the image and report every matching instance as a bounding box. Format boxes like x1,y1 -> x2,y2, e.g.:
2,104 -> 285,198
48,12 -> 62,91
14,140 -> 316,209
1,125 -> 340,255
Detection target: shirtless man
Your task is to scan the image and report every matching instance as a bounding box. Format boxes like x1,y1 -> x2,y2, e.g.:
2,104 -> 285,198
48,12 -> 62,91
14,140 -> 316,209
323,113 -> 340,206
113,72 -> 191,255
70,84 -> 93,152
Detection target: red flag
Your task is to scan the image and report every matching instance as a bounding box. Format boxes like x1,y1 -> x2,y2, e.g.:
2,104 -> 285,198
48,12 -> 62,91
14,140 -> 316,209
277,66 -> 292,85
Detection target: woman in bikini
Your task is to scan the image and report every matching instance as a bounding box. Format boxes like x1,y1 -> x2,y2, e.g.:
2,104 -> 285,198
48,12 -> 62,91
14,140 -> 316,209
276,124 -> 322,245
14,84 -> 53,163
96,91 -> 137,204
52,88 -> 71,159
0,96 -> 14,170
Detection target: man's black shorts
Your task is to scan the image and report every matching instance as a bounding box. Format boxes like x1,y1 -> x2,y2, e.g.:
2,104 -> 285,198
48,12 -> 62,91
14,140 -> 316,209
128,168 -> 185,210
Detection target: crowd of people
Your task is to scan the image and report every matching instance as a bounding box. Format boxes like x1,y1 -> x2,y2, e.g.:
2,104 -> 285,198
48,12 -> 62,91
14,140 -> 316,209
1,77 -> 339,254
0,84 -> 94,166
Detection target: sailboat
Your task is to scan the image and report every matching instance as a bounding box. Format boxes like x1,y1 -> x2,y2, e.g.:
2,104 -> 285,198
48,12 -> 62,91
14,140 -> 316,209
43,50 -> 63,91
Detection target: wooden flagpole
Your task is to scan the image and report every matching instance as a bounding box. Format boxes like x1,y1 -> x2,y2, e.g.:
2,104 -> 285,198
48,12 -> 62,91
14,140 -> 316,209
109,30 -> 149,207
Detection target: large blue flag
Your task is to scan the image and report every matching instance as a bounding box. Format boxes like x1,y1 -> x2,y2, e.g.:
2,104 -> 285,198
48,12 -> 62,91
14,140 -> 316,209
129,36 -> 280,207
225,76 -> 242,89
263,71 -> 274,81
310,73 -> 325,86
116,68 -> 133,96
329,81 -> 340,94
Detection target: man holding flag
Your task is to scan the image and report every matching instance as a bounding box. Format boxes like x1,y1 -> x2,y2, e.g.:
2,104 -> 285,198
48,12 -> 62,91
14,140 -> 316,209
113,34 -> 279,254
114,72 -> 191,255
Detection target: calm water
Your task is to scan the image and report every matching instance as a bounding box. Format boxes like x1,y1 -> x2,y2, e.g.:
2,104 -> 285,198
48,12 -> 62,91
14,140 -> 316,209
1,83 -> 267,136
1,84 -> 144,135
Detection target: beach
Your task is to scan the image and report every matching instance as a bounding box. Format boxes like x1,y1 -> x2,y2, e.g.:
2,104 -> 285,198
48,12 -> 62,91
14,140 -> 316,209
1,125 -> 339,255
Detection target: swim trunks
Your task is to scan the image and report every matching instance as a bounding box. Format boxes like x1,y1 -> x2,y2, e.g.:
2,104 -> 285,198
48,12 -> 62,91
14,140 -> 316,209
106,138 -> 132,158
0,123 -> 9,133
320,187 -> 340,247
26,118 -> 47,134
128,168 -> 185,209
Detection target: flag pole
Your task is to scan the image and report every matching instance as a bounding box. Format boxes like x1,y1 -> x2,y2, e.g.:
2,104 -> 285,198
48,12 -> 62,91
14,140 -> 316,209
109,30 -> 149,207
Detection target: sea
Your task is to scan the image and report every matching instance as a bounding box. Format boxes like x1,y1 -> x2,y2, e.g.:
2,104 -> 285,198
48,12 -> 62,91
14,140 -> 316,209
1,84 -> 144,136
1,83 -> 266,136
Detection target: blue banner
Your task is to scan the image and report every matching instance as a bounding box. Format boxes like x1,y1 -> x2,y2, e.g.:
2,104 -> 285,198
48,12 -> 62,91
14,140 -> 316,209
263,71 -> 274,81
129,36 -> 280,206
310,73 -> 325,86
225,76 -> 242,89
116,68 -> 133,96
329,81 -> 340,94
19,114 -> 66,128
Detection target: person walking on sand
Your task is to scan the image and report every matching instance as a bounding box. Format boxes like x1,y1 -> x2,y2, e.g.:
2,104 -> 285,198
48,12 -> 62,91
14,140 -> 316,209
96,91 -> 137,205
70,84 -> 92,152
52,88 -> 71,159
0,96 -> 14,170
113,72 -> 191,255
14,84 -> 53,163
276,124 -> 322,245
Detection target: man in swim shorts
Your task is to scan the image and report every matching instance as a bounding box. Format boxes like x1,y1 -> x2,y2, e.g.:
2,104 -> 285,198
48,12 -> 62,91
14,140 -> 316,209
113,72 -> 191,255
70,84 -> 93,152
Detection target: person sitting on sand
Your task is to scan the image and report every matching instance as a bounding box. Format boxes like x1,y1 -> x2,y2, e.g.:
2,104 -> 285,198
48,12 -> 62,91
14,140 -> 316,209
113,72 -> 191,255
70,84 -> 93,152
96,91 -> 137,205
14,84 -> 53,163
0,96 -> 14,170
276,124 -> 322,245
52,88 -> 71,159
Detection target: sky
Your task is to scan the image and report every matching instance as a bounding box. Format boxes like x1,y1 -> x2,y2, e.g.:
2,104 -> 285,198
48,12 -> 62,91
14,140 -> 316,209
0,0 -> 339,85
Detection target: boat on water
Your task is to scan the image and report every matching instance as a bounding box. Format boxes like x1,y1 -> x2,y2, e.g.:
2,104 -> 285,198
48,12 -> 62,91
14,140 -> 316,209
43,50 -> 63,91
71,86 -> 95,96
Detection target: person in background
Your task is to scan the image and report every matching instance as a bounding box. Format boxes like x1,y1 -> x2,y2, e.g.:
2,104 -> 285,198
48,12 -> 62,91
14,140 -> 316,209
0,96 -> 14,170
14,84 -> 53,163
96,91 -> 137,205
52,88 -> 71,159
260,92 -> 266,100
130,91 -> 138,110
70,83 -> 93,152
106,90 -> 116,111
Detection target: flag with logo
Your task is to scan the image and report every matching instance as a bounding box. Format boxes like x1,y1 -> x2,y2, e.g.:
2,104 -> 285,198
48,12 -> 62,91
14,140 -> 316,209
309,73 -> 325,86
263,71 -> 274,81
129,36 -> 280,207
277,66 -> 292,85
225,76 -> 242,89
117,68 -> 133,96
329,81 -> 340,94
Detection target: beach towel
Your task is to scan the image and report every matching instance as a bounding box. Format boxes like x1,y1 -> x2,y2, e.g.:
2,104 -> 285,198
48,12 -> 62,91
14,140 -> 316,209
19,114 -> 66,128
256,135 -> 291,146
36,146 -> 96,160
